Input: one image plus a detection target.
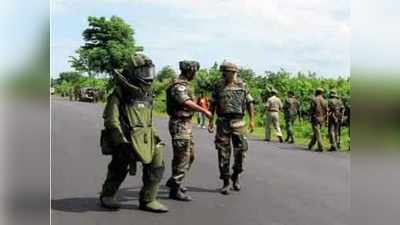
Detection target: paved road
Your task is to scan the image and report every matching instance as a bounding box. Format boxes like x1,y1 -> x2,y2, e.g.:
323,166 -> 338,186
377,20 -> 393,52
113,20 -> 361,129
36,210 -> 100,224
51,97 -> 349,225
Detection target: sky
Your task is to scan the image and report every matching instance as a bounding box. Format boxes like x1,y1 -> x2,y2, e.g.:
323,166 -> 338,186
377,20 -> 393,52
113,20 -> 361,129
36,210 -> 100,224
51,0 -> 350,78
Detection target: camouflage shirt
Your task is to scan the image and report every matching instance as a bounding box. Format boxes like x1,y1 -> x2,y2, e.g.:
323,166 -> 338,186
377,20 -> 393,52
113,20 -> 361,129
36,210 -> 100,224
328,97 -> 344,122
283,97 -> 300,118
166,76 -> 194,118
210,78 -> 254,117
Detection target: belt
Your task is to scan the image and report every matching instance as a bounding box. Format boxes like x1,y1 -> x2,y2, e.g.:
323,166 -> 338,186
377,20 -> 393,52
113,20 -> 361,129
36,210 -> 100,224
217,114 -> 243,120
171,116 -> 192,121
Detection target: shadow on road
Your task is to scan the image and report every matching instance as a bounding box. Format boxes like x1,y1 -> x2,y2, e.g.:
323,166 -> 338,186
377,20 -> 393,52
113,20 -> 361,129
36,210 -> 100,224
51,197 -> 139,213
52,185 -> 220,213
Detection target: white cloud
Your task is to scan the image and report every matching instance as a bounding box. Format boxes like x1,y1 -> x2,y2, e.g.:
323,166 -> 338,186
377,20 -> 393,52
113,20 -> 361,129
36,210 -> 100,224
51,0 -> 350,77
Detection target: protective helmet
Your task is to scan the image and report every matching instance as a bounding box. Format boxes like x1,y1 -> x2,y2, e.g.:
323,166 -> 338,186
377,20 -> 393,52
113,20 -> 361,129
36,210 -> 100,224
122,54 -> 155,86
179,60 -> 200,72
330,89 -> 338,97
219,61 -> 238,72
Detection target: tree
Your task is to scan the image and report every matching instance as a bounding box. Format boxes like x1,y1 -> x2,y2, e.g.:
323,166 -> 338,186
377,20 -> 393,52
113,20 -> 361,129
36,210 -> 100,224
156,66 -> 176,81
70,16 -> 141,76
58,71 -> 82,84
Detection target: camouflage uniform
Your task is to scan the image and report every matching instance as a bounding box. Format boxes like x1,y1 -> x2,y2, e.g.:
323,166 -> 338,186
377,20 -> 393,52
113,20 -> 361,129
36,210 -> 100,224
308,88 -> 328,151
210,64 -> 254,182
166,76 -> 195,186
165,61 -> 199,200
328,90 -> 345,151
264,93 -> 283,142
99,54 -> 167,213
283,95 -> 300,143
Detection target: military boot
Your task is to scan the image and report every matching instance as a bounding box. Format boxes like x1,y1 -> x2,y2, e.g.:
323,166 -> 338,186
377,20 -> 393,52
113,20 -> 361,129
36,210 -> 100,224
100,195 -> 120,210
166,178 -> 187,193
169,185 -> 193,201
139,201 -> 168,213
278,136 -> 284,143
220,178 -> 230,195
231,173 -> 241,191
139,182 -> 168,213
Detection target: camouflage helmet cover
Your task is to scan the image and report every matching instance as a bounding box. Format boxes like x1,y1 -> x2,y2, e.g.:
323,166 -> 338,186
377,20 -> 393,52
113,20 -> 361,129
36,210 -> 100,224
219,61 -> 238,72
316,87 -> 325,93
179,60 -> 200,72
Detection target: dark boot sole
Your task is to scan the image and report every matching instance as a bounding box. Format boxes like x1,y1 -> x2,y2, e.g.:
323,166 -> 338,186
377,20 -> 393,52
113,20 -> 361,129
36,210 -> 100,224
99,199 -> 120,210
139,205 -> 168,213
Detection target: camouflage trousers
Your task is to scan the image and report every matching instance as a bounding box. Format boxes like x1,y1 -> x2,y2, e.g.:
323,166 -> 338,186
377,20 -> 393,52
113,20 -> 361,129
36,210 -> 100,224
308,122 -> 324,150
100,144 -> 165,203
328,120 -> 341,149
265,112 -> 283,140
168,118 -> 195,186
284,116 -> 296,141
215,118 -> 248,180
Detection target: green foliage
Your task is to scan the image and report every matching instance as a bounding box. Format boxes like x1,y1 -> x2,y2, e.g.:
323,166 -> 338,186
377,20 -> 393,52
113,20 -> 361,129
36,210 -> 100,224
156,66 -> 176,81
193,62 -> 221,94
57,71 -> 83,84
70,16 -> 139,75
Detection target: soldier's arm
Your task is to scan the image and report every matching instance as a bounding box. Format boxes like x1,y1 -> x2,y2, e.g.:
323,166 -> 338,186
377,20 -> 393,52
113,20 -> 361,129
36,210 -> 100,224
174,84 -> 211,118
279,98 -> 283,112
103,94 -> 128,146
297,100 -> 302,120
183,100 -> 212,118
207,88 -> 218,133
246,91 -> 256,132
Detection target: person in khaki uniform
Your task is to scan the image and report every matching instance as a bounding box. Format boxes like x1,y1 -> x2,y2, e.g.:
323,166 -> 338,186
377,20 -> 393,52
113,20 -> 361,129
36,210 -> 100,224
308,88 -> 328,152
264,88 -> 283,143
327,89 -> 345,151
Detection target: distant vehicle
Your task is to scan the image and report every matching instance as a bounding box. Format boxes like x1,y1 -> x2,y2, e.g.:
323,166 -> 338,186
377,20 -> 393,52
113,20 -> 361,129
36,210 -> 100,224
79,87 -> 98,102
50,87 -> 55,95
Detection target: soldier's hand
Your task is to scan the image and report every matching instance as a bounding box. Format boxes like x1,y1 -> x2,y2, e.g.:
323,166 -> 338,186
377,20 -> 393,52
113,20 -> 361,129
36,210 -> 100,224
204,110 -> 213,120
208,123 -> 214,133
248,120 -> 255,133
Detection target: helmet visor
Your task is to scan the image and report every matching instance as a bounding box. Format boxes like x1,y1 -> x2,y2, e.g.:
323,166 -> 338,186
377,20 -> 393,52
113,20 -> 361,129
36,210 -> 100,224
134,65 -> 155,81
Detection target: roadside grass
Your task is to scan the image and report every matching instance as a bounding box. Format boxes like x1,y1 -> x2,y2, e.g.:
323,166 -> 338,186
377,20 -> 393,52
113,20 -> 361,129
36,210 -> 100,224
61,95 -> 350,152
249,119 -> 350,152
152,111 -> 350,152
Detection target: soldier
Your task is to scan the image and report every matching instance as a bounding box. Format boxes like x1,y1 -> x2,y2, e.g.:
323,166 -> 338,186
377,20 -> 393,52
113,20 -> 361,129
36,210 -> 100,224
327,89 -> 345,151
165,61 -> 212,201
68,87 -> 73,101
208,61 -> 255,195
283,91 -> 300,143
308,88 -> 328,152
99,54 -> 168,213
73,84 -> 81,101
264,88 -> 284,143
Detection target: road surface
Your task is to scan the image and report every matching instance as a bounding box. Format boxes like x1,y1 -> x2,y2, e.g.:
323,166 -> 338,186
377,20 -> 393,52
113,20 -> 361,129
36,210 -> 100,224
51,97 -> 349,225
